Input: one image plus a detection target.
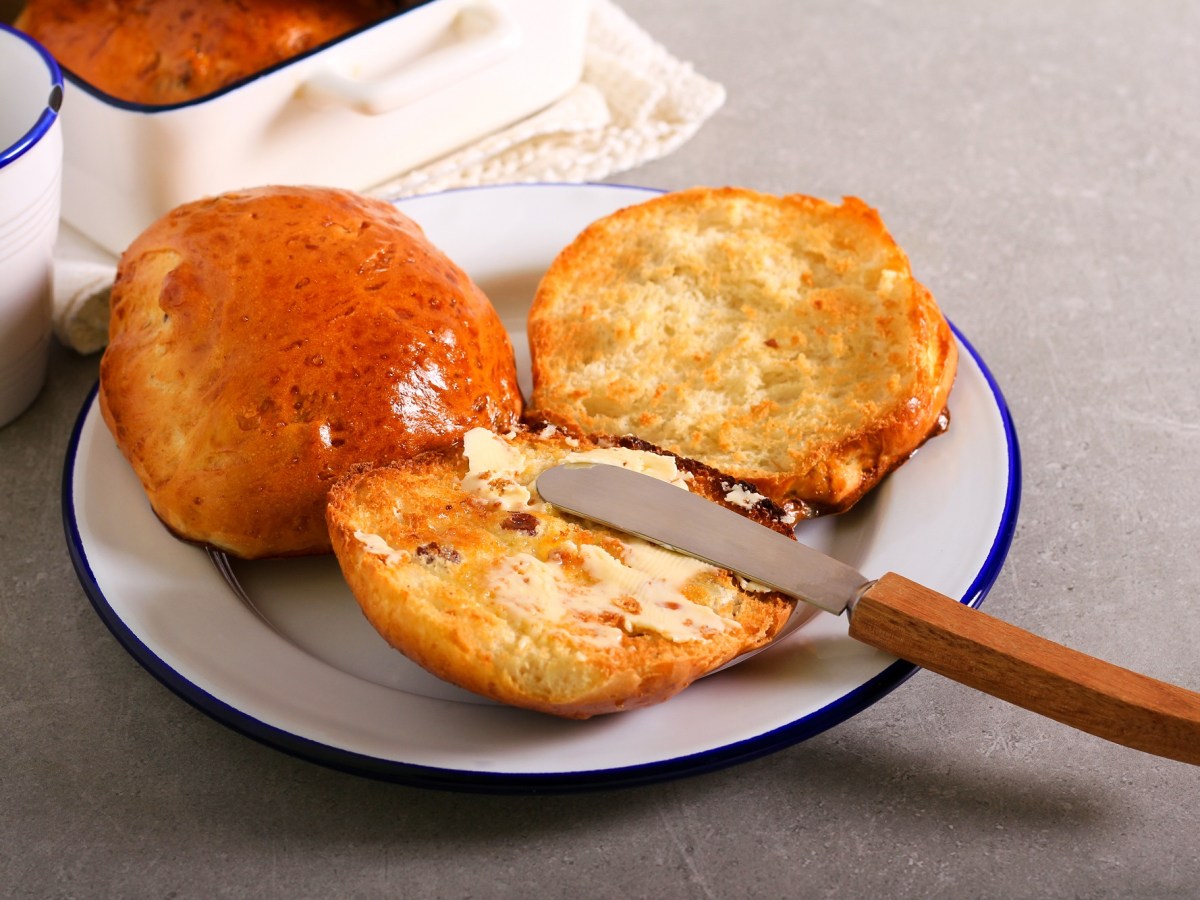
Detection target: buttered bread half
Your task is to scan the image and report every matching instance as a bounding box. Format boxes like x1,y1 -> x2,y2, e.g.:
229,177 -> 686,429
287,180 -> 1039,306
100,185 -> 522,560
526,186 -> 957,517
326,425 -> 804,718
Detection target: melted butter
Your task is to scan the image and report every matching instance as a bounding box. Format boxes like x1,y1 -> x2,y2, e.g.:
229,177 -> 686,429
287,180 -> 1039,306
619,542 -> 720,600
461,427 -> 532,510
461,429 -> 691,508
354,530 -> 409,565
488,552 -> 624,648
580,543 -> 732,639
488,542 -> 735,646
735,576 -> 774,593
562,446 -> 690,489
462,428 -> 741,643
723,483 -> 768,510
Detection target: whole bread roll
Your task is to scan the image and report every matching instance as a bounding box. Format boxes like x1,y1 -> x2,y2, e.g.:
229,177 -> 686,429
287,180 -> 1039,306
527,186 -> 957,518
15,0 -> 407,105
327,425 -> 805,718
99,185 -> 522,559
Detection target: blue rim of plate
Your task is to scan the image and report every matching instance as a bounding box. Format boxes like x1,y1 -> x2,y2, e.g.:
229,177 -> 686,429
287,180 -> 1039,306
0,23 -> 63,170
62,280 -> 1020,796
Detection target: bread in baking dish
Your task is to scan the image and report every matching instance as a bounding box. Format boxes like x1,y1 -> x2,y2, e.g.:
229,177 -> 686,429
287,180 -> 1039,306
526,186 -> 958,519
15,0 -> 410,105
99,185 -> 522,560
326,425 -> 803,718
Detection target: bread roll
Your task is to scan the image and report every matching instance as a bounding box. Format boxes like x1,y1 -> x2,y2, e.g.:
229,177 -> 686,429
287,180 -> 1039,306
326,425 -> 805,718
526,186 -> 957,518
99,185 -> 522,559
15,0 -> 406,105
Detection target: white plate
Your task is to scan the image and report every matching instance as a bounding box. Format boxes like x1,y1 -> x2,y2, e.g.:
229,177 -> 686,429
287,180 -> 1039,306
63,183 -> 1020,792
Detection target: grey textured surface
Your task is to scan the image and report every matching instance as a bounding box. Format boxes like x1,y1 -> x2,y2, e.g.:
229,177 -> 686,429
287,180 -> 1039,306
4,1 -> 1200,897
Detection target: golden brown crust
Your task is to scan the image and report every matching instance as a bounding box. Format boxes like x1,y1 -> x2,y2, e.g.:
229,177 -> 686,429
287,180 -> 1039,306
326,426 -> 802,718
99,185 -> 522,559
15,0 -> 405,105
526,186 -> 958,517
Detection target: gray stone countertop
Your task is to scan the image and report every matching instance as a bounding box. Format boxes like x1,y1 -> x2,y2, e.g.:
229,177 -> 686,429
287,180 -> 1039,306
4,1 -> 1199,897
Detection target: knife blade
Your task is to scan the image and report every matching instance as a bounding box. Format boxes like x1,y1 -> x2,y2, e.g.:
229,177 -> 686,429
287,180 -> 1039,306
535,461 -> 871,616
535,462 -> 1200,766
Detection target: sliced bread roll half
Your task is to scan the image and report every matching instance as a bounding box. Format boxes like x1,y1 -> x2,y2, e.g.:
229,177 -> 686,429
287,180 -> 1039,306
526,186 -> 957,518
326,425 -> 805,719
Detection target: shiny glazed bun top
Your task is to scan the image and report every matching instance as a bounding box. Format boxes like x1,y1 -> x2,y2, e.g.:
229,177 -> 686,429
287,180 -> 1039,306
99,185 -> 523,559
15,0 -> 411,105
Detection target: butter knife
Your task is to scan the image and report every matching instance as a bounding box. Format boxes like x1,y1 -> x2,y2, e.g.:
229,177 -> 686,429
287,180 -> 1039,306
536,462 -> 1200,765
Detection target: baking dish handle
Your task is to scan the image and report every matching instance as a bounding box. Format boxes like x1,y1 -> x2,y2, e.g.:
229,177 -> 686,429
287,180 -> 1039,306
301,0 -> 522,115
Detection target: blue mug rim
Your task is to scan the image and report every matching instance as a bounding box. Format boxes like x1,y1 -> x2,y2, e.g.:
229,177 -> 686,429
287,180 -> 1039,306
0,22 -> 64,170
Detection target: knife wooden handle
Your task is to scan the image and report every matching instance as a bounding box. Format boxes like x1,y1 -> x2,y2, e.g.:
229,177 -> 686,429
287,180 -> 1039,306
850,572 -> 1200,765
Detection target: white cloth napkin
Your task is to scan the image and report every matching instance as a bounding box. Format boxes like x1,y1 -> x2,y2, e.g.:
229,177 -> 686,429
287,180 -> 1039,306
52,0 -> 725,354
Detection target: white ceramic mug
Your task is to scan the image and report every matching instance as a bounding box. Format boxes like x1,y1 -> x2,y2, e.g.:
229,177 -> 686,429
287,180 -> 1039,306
0,23 -> 63,427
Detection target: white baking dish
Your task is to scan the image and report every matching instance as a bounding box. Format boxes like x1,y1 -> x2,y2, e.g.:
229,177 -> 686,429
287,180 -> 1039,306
37,0 -> 589,255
